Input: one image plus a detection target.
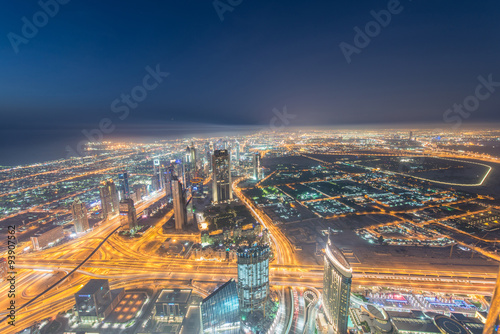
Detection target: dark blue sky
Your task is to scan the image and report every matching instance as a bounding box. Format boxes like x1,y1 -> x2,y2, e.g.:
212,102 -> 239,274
1,0 -> 500,164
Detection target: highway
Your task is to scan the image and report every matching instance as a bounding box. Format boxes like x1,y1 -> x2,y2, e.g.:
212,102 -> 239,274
1,167 -> 499,333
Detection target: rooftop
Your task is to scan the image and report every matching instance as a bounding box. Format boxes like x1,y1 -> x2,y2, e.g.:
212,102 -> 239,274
156,289 -> 192,304
77,279 -> 109,295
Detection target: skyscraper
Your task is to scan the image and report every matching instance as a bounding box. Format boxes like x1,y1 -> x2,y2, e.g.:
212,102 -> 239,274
252,152 -> 260,180
172,177 -> 187,230
164,165 -> 174,198
71,197 -> 89,233
237,245 -> 270,315
99,180 -> 119,220
152,159 -> 162,191
190,142 -> 197,170
74,279 -> 113,322
323,231 -> 352,333
235,141 -> 240,164
119,198 -> 137,232
118,172 -> 130,200
212,150 -> 232,203
201,279 -> 240,334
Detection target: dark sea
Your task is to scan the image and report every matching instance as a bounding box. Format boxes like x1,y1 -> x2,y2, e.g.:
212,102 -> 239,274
0,124 -> 261,167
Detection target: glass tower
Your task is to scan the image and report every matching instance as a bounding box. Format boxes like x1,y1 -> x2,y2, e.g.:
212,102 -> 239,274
201,279 -> 240,334
323,232 -> 352,334
212,149 -> 232,203
237,245 -> 270,315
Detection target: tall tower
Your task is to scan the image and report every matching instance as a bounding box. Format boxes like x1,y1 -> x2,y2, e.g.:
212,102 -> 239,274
235,141 -> 240,164
201,279 -> 240,334
252,152 -> 260,180
99,180 -> 119,220
212,150 -> 232,203
190,142 -> 197,170
118,172 -> 130,200
172,177 -> 187,230
237,245 -> 270,315
152,159 -> 162,191
71,198 -> 89,233
323,231 -> 352,333
119,198 -> 137,232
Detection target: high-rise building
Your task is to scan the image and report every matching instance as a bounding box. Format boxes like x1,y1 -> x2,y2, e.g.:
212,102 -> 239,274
172,177 -> 187,230
237,245 -> 270,315
118,172 -> 130,200
75,279 -> 114,322
119,198 -> 137,232
99,180 -> 119,219
153,159 -> 162,191
190,142 -> 197,170
323,231 -> 352,333
164,165 -> 174,198
71,197 -> 89,233
207,142 -> 213,171
201,279 -> 240,334
252,152 -> 260,180
212,150 -> 232,203
235,141 -> 240,164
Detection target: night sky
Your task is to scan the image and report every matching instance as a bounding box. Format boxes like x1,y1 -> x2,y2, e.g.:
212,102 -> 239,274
1,0 -> 500,165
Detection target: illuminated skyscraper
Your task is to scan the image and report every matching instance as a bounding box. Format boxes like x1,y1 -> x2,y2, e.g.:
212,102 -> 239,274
201,279 -> 240,334
99,180 -> 119,220
71,197 -> 89,233
164,165 -> 174,198
118,172 -> 130,200
252,152 -> 260,180
235,141 -> 240,164
190,142 -> 197,170
172,176 -> 187,230
152,159 -> 162,191
237,245 -> 270,315
212,150 -> 232,203
119,198 -> 137,232
323,231 -> 352,333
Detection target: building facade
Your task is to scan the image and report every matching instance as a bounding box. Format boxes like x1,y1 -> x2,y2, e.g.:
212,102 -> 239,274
99,179 -> 119,220
172,177 -> 187,230
323,232 -> 352,333
154,289 -> 192,323
201,279 -> 240,334
75,279 -> 111,321
30,225 -> 64,251
71,197 -> 89,233
237,245 -> 270,315
252,152 -> 260,180
119,198 -> 137,232
75,279 -> 115,322
118,172 -> 130,200
212,150 -> 232,203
